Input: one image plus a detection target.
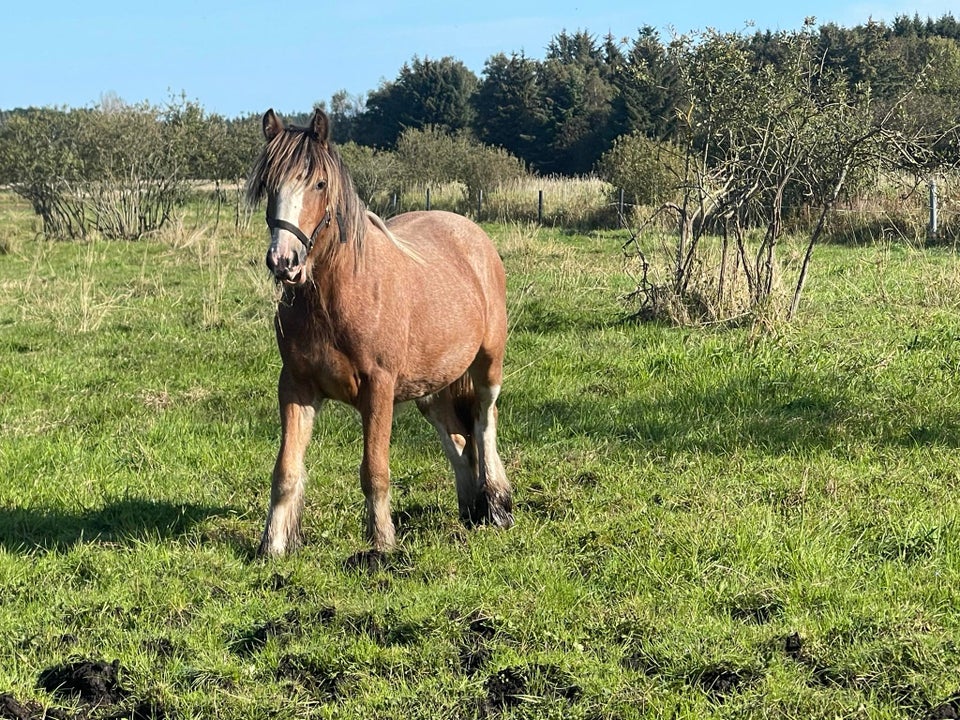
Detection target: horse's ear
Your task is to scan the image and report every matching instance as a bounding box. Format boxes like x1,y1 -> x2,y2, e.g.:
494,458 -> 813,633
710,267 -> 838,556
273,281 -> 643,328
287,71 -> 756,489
262,109 -> 284,142
311,109 -> 330,146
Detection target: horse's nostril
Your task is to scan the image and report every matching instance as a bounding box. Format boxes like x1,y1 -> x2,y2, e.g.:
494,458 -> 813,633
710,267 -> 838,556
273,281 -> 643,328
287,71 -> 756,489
266,250 -> 288,272
265,250 -> 305,285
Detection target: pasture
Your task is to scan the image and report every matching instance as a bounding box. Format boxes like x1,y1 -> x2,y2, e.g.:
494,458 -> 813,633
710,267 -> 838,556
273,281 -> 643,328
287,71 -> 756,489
2,189 -> 960,719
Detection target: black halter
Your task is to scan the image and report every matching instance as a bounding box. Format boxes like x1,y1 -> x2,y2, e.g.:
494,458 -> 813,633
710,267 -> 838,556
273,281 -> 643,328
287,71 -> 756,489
266,207 -> 332,253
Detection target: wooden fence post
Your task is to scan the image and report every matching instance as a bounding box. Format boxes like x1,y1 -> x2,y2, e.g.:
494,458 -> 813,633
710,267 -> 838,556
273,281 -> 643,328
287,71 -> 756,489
929,179 -> 938,240
538,189 -> 544,224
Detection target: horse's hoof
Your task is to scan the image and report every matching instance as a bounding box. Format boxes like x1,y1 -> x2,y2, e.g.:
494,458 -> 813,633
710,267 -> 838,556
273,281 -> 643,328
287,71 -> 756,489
256,534 -> 301,559
488,506 -> 515,529
343,549 -> 390,573
463,494 -> 514,529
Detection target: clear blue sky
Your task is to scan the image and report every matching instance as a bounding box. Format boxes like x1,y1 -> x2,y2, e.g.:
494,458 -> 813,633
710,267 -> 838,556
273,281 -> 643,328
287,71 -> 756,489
3,0 -> 956,118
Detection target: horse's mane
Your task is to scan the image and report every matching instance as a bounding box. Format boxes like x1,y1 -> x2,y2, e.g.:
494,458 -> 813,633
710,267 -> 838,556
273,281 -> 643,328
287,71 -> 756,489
245,123 -> 367,271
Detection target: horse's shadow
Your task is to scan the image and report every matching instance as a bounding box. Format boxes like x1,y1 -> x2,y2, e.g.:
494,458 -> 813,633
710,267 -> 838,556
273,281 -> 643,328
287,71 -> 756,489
0,498 -> 232,553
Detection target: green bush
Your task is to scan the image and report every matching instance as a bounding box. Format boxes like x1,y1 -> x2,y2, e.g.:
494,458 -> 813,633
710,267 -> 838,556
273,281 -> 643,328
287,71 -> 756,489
338,142 -> 400,212
335,127 -> 527,216
394,126 -> 526,200
0,99 -> 261,240
596,132 -> 684,207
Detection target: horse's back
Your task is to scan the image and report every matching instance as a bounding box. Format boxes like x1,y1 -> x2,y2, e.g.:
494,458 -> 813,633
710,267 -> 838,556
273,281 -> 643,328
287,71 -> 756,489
386,211 -> 502,275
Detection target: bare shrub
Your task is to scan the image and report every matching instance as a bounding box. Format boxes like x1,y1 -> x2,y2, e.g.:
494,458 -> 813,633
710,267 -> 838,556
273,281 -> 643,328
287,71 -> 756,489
0,102 -> 196,239
624,25 -> 959,326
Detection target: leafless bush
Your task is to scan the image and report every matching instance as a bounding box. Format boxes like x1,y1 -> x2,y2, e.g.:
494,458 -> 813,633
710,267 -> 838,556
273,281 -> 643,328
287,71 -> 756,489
0,102 -> 205,239
624,25 -> 960,326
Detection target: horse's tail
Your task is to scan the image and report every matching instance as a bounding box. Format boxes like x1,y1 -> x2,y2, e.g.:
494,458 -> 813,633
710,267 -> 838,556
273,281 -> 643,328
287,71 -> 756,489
449,373 -> 477,438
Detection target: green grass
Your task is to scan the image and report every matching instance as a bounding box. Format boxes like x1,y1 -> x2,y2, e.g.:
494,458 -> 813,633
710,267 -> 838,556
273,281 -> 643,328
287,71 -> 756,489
3,192 -> 960,718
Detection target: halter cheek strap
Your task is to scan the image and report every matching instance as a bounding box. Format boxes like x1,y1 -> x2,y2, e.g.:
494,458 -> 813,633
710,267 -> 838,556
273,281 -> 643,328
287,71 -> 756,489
266,207 -> 334,253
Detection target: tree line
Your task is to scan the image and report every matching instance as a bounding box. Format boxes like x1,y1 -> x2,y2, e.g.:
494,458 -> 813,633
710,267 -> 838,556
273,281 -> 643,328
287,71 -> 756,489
1,14 -> 959,246
326,15 -> 960,175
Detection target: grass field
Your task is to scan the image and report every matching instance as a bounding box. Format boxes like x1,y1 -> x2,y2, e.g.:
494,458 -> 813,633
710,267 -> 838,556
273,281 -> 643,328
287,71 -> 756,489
3,190 -> 960,719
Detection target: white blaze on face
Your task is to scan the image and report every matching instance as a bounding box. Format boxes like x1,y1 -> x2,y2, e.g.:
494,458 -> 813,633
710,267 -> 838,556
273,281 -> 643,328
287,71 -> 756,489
270,183 -> 307,260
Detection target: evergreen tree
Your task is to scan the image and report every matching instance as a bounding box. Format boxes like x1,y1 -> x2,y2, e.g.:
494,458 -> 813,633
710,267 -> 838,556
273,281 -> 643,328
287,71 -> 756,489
540,30 -> 618,174
472,52 -> 549,169
609,26 -> 679,142
356,56 -> 477,148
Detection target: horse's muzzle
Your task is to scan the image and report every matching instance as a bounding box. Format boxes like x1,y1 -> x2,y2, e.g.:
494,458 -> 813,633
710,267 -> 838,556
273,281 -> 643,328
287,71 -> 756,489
266,246 -> 306,285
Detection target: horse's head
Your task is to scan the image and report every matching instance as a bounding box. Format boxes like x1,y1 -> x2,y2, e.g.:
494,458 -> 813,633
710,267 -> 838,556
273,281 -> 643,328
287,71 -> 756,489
247,108 -> 347,286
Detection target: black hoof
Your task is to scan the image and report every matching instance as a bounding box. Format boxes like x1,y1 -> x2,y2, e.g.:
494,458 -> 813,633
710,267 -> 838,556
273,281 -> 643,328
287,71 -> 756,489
462,493 -> 514,529
487,491 -> 514,528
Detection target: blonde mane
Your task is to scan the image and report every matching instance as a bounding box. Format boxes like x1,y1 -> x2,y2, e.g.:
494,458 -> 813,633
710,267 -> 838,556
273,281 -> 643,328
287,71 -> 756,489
245,123 -> 366,272
366,210 -> 424,264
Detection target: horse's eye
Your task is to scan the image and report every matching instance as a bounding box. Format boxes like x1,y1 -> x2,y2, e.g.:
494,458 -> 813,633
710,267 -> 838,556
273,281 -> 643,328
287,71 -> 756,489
315,180 -> 327,191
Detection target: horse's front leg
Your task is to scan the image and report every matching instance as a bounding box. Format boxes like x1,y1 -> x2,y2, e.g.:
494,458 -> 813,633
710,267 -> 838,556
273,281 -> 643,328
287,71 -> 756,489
359,374 -> 396,551
259,367 -> 322,557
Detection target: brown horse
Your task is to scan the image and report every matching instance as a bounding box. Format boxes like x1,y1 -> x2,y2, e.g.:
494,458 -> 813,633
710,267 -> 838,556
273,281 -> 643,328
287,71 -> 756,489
245,108 -> 513,556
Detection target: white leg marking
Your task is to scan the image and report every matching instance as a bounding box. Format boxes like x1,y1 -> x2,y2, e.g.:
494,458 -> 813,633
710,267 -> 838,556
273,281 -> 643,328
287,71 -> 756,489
476,384 -> 507,493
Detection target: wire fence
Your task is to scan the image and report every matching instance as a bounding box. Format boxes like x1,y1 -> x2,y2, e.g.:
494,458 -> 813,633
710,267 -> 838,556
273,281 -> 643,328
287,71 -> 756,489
186,176 -> 960,244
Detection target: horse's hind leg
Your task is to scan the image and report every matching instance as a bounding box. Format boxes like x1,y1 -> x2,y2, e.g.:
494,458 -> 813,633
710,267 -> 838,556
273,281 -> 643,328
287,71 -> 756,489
259,368 -> 322,557
471,371 -> 513,528
415,384 -> 479,524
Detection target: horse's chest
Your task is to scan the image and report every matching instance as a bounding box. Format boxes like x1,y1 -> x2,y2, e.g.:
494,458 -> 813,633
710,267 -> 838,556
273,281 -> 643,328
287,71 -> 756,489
276,310 -> 361,403
282,339 -> 360,403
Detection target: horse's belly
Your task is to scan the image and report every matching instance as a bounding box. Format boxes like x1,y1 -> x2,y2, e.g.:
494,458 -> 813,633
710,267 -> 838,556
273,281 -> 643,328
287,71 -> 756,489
394,371 -> 462,403
394,341 -> 479,402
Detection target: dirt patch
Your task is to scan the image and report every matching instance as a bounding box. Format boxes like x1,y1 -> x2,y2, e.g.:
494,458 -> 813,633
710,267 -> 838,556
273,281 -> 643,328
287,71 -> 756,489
265,572 -> 291,592
690,665 -> 758,700
276,655 -> 344,700
930,693 -> 960,719
458,611 -> 498,676
784,632 -> 803,658
11,660 -> 171,720
38,660 -> 129,706
0,694 -> 29,720
0,693 -> 68,720
483,664 -> 581,713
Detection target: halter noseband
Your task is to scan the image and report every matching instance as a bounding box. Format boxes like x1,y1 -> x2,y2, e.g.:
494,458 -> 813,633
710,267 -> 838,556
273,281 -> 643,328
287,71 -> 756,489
266,207 -> 333,253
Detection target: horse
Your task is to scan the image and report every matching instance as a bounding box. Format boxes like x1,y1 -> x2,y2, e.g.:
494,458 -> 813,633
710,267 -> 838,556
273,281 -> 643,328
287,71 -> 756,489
245,108 -> 513,557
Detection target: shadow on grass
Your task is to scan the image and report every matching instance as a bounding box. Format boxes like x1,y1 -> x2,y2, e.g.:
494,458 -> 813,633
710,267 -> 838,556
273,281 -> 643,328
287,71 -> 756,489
0,499 -> 232,553
506,370 -> 960,456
